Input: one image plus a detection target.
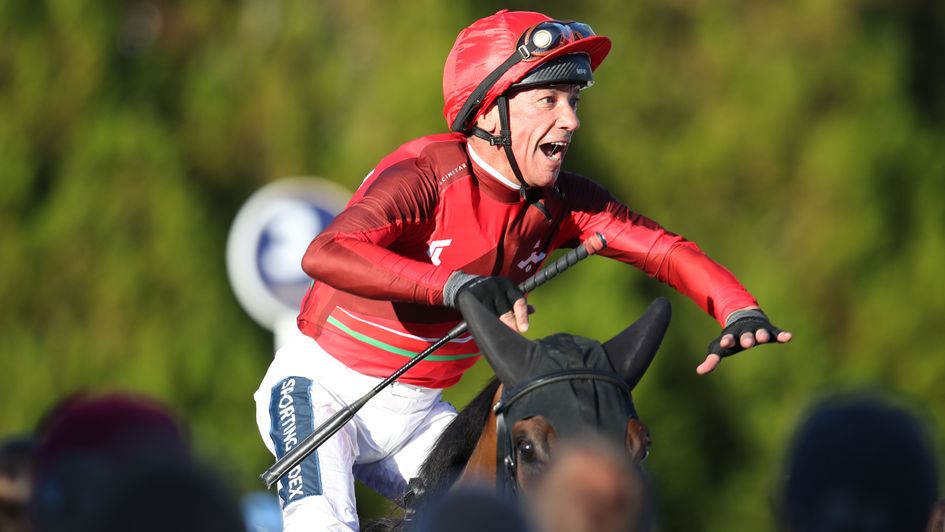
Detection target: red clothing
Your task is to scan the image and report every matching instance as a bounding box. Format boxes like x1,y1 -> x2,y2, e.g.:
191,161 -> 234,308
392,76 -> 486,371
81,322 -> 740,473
298,133 -> 757,388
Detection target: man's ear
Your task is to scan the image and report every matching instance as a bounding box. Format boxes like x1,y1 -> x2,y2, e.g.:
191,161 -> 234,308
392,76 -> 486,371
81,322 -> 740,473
474,103 -> 499,134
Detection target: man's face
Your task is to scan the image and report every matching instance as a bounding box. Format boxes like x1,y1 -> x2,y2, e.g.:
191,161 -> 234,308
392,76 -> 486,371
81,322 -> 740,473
483,84 -> 582,188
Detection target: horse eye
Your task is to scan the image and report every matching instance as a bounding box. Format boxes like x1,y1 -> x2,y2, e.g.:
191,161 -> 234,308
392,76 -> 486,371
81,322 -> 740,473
517,439 -> 537,462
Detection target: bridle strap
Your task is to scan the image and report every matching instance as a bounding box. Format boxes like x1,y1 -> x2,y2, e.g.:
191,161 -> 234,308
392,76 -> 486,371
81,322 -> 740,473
494,400 -> 517,498
493,369 -> 632,498
495,369 -> 631,414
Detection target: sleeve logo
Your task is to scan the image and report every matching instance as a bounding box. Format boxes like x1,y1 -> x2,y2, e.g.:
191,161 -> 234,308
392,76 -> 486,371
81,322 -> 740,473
427,239 -> 453,266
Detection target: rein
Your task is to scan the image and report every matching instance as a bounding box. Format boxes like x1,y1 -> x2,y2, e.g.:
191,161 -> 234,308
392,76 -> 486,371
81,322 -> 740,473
492,369 -> 632,498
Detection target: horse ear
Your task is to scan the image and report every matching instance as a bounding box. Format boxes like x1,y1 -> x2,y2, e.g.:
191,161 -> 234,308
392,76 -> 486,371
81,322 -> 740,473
602,297 -> 671,390
457,292 -> 539,386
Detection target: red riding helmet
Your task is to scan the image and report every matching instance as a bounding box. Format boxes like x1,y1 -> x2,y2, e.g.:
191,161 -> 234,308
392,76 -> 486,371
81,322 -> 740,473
443,10 -> 612,133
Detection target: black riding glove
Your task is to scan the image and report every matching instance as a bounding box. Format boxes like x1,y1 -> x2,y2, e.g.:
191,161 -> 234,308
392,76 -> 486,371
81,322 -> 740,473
706,309 -> 784,358
443,272 -> 523,317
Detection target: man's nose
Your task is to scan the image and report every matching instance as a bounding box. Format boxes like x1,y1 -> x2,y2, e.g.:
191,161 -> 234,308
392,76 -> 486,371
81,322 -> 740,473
558,104 -> 580,131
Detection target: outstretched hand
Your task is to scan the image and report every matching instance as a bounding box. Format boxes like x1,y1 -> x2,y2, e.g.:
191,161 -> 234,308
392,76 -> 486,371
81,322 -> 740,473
696,311 -> 792,375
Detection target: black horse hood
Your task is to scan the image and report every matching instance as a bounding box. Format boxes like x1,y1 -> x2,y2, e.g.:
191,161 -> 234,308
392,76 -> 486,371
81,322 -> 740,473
457,294 -> 671,445
503,333 -> 636,444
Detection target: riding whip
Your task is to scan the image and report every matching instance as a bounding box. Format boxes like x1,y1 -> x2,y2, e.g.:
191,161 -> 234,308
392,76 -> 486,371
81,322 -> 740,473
260,232 -> 608,488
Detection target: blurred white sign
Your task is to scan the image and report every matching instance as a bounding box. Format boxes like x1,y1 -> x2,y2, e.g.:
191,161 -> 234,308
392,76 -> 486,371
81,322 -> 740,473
226,177 -> 350,346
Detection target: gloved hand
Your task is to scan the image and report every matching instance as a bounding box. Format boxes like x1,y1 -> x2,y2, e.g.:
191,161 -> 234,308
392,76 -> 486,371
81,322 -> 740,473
443,272 -> 528,331
706,309 -> 786,358
444,273 -> 522,314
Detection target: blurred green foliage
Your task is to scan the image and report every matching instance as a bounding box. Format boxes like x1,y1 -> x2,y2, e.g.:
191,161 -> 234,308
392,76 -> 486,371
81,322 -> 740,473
1,0 -> 944,530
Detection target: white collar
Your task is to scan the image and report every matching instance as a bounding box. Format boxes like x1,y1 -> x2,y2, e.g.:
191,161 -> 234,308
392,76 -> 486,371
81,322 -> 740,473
467,144 -> 521,191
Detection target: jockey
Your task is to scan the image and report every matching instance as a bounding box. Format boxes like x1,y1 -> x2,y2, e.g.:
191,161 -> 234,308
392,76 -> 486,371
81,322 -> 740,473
254,9 -> 792,531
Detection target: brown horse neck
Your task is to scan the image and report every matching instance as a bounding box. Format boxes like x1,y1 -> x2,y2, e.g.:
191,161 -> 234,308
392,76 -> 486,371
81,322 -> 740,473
453,383 -> 502,489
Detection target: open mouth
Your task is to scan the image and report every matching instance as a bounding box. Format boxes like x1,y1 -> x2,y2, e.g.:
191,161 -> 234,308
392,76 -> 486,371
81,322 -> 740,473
540,141 -> 568,161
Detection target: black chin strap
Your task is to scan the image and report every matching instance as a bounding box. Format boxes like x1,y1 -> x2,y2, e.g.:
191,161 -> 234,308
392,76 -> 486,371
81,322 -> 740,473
471,95 -> 529,199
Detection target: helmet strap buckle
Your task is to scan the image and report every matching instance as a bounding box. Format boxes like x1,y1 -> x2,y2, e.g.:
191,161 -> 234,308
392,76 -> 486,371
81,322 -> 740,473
490,132 -> 512,147
468,97 -> 530,196
471,127 -> 510,147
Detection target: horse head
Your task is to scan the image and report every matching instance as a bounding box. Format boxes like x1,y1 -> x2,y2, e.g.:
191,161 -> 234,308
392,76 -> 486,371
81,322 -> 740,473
457,294 -> 671,496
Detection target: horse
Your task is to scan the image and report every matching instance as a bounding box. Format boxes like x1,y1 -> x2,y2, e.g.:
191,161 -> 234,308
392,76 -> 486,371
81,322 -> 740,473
365,296 -> 671,530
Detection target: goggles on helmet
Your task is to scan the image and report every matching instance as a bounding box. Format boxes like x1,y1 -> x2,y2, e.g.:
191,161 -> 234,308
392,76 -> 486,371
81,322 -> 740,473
516,21 -> 596,61
449,20 -> 597,132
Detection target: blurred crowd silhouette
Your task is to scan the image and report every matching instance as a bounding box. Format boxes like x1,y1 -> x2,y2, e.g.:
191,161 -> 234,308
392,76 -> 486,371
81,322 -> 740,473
1,392 -> 255,532
1,389 -> 941,531
777,393 -> 939,532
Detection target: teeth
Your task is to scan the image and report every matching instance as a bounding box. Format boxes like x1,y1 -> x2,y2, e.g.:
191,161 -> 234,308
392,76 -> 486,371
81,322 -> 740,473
544,142 -> 566,160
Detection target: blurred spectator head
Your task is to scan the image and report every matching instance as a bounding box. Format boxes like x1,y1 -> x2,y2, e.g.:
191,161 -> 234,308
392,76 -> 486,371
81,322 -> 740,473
927,499 -> 945,532
79,461 -> 247,532
0,435 -> 36,532
779,393 -> 938,532
528,437 -> 655,532
29,391 -> 191,531
33,391 -> 189,471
